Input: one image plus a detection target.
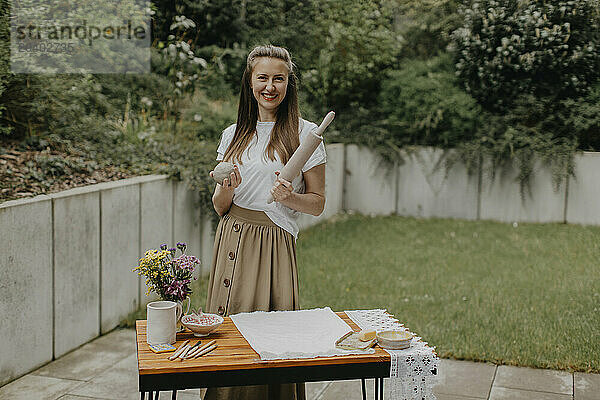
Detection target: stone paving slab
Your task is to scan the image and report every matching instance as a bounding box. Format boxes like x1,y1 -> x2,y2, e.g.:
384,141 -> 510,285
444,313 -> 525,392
0,374 -> 83,400
432,359 -> 496,399
489,386 -> 573,400
493,365 -> 573,395
575,372 -> 600,400
33,329 -> 135,382
68,354 -> 139,400
317,379 -> 380,400
306,381 -> 330,399
434,394 -> 489,400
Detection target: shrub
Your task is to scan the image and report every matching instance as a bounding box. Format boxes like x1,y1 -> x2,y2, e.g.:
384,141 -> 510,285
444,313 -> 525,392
377,53 -> 482,149
300,0 -> 400,115
0,0 -> 12,136
452,0 -> 600,110
395,0 -> 465,59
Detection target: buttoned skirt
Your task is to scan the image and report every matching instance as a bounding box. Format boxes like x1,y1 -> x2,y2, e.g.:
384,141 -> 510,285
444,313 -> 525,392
205,203 -> 305,400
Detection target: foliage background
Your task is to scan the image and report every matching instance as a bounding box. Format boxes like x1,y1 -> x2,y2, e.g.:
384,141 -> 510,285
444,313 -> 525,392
1,0 -> 599,205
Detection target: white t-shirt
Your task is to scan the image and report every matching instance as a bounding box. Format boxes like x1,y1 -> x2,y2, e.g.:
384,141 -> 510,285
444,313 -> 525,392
216,118 -> 327,239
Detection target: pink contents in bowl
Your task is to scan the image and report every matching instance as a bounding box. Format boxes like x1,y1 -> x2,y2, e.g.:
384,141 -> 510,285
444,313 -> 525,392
182,314 -> 221,326
181,313 -> 223,337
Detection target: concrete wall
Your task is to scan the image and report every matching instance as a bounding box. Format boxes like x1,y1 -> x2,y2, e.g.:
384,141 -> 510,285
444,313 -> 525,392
139,178 -> 173,304
396,148 -> 479,220
343,145 -> 597,225
99,183 -> 140,334
0,196 -> 53,386
0,175 -> 209,387
566,152 -> 600,225
479,157 -> 566,223
345,144 -> 397,215
51,188 -> 101,358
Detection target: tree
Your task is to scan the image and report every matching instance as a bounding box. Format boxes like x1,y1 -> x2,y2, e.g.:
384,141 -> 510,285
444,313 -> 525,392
452,0 -> 600,111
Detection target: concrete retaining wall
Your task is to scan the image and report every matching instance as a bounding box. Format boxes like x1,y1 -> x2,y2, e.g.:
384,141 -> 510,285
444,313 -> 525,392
566,152 -> 600,225
0,196 -> 53,386
0,175 -> 210,386
479,157 -> 566,223
344,145 -> 596,225
396,148 -> 479,220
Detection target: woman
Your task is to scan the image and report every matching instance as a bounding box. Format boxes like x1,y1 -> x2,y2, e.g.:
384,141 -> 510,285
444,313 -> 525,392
205,45 -> 326,400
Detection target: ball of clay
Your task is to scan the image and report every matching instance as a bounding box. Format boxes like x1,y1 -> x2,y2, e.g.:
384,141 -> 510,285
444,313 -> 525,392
212,161 -> 235,184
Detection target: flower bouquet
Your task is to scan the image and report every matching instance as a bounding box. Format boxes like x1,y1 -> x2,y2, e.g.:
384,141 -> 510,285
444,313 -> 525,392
133,242 -> 200,328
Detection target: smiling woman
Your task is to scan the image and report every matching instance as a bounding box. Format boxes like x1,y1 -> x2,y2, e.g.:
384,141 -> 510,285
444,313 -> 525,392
205,45 -> 327,400
251,57 -> 289,121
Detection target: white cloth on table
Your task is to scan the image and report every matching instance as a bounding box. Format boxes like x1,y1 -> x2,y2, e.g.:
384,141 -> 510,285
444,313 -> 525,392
229,307 -> 374,361
345,309 -> 439,400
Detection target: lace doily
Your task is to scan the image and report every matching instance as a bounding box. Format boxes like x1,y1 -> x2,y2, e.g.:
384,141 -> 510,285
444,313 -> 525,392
345,309 -> 439,400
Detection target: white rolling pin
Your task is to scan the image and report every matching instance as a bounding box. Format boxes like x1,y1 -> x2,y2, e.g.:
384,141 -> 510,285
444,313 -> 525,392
266,111 -> 335,204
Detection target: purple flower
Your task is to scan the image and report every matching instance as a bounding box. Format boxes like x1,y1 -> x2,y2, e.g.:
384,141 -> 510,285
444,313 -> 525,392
164,279 -> 191,302
168,248 -> 176,257
160,243 -> 168,250
172,254 -> 200,272
177,242 -> 187,252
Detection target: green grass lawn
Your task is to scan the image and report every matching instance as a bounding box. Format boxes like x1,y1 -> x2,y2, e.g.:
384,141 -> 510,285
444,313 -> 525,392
129,213 -> 600,373
294,213 -> 600,373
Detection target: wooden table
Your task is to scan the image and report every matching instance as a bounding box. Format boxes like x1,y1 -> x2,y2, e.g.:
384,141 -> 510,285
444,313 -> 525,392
136,312 -> 392,399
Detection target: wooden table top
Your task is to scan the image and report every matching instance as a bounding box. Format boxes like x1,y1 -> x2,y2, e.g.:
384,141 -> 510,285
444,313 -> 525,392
136,311 -> 391,376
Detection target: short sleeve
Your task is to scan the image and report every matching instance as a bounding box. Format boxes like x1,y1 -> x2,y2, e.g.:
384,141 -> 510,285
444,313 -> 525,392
216,124 -> 236,161
300,121 -> 327,173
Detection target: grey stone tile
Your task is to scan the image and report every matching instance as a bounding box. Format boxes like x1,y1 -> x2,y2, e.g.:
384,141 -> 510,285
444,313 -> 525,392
59,396 -> 112,400
68,354 -> 139,400
305,381 -> 330,399
489,386 -> 572,400
320,379 -> 376,400
494,365 -> 572,395
319,378 -> 413,400
176,388 -> 202,400
575,372 -> 600,400
432,359 -> 495,399
33,329 -> 136,381
0,374 -> 83,400
434,394 -> 488,400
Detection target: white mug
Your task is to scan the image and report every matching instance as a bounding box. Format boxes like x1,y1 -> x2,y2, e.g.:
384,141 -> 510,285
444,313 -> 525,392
146,301 -> 182,345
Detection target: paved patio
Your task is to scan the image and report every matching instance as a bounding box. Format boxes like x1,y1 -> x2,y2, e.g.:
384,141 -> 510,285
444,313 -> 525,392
0,328 -> 598,400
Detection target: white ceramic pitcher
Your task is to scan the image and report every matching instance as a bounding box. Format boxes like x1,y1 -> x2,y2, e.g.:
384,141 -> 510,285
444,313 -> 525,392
146,301 -> 182,345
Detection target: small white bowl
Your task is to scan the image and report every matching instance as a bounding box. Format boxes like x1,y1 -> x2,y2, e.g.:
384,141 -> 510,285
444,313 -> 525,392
181,313 -> 224,337
376,330 -> 413,350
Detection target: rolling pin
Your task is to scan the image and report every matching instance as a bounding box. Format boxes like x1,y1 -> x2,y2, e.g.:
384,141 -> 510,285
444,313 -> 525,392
266,111 -> 335,204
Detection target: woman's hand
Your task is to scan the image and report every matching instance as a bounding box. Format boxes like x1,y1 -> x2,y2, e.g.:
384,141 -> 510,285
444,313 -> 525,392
270,171 -> 293,202
210,164 -> 242,192
210,164 -> 241,216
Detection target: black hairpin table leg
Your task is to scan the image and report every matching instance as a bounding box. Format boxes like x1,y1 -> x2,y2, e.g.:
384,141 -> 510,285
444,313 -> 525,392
379,377 -> 384,400
361,378 -> 367,400
171,390 -> 177,399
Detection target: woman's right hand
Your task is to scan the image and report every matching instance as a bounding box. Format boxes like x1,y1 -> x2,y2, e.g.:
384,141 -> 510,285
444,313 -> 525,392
210,164 -> 242,192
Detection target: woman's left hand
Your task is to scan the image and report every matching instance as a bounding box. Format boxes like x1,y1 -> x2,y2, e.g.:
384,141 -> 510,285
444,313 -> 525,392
270,171 -> 294,203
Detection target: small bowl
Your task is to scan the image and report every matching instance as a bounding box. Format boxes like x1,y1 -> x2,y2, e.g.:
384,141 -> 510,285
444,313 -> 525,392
181,313 -> 224,337
376,330 -> 413,350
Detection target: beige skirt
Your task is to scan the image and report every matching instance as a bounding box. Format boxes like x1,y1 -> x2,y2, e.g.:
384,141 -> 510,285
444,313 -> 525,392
205,204 -> 305,400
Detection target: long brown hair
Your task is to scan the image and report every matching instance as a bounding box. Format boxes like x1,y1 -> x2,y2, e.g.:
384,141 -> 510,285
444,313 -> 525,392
223,45 -> 300,165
